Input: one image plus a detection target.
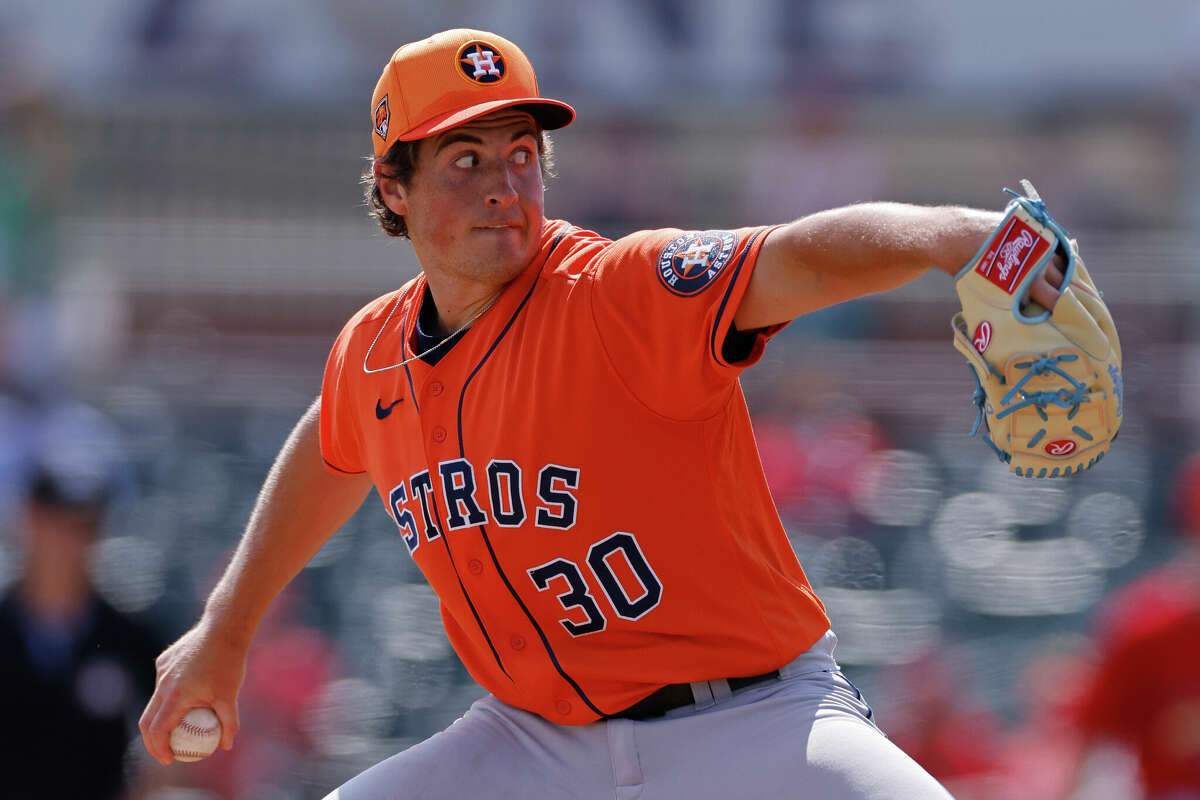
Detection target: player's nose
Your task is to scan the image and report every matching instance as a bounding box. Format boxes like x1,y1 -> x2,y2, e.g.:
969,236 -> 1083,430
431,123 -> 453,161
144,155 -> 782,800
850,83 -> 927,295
484,164 -> 519,208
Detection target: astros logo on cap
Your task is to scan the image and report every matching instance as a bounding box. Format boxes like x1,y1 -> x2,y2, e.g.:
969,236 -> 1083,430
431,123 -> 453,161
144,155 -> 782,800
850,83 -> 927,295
374,96 -> 390,140
458,41 -> 507,84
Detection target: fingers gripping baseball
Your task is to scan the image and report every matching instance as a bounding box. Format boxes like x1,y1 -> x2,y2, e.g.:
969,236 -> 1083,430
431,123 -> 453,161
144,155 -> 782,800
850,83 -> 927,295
138,623 -> 246,765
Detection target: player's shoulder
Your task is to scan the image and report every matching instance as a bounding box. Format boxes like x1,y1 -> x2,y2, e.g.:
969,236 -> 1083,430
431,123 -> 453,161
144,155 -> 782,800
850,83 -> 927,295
594,226 -> 685,263
531,221 -> 756,283
593,225 -> 771,271
543,222 -> 683,279
587,225 -> 774,300
334,279 -> 420,345
348,281 -> 418,327
538,219 -> 610,279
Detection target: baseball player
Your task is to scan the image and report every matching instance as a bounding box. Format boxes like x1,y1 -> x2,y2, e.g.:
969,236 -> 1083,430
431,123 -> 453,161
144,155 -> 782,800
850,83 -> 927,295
140,28 -> 1067,799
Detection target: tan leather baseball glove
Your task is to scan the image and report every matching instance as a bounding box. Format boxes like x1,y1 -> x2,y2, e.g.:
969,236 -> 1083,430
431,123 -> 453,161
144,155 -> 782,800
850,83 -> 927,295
952,181 -> 1123,478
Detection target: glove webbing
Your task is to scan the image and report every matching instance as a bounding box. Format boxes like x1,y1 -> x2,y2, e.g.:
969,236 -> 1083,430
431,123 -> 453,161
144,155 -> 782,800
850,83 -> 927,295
966,355 -> 1098,476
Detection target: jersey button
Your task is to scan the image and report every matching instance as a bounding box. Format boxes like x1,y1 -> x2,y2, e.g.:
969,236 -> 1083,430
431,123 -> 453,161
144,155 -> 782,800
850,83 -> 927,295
555,700 -> 572,716
432,426 -> 447,443
510,635 -> 525,651
429,381 -> 444,397
468,559 -> 483,575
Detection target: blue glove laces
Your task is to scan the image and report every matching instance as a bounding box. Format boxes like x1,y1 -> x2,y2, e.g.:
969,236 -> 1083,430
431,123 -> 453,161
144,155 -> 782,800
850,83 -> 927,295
967,365 -> 1011,464
1003,185 -> 1050,223
967,354 -> 1096,474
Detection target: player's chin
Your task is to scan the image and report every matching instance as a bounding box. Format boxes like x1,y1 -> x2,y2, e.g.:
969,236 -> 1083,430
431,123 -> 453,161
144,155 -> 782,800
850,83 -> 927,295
472,227 -> 535,266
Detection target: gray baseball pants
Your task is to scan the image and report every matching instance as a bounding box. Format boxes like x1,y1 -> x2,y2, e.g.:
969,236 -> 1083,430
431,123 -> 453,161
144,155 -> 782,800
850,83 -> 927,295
325,631 -> 953,799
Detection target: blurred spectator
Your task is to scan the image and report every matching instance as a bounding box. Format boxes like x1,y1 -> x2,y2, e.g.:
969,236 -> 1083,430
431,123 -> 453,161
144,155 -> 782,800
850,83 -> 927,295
876,649 -> 1005,796
0,92 -> 61,300
0,91 -> 77,395
1066,451 -> 1200,799
996,641 -> 1095,800
753,412 -> 809,517
0,405 -> 165,799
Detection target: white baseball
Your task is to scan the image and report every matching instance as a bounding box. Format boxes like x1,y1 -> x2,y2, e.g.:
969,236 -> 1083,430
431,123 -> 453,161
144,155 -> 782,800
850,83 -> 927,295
169,707 -> 221,762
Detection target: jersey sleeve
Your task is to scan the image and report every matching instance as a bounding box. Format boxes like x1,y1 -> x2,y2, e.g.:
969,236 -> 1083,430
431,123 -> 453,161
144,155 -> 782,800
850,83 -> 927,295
319,318 -> 367,475
588,225 -> 786,420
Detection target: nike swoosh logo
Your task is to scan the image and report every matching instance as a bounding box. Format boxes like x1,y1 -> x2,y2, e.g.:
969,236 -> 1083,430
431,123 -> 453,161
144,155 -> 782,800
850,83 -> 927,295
375,398 -> 403,419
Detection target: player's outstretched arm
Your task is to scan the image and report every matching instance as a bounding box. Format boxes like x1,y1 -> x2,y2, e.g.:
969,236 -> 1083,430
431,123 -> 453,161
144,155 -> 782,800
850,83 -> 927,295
139,396 -> 372,765
735,203 -> 1062,330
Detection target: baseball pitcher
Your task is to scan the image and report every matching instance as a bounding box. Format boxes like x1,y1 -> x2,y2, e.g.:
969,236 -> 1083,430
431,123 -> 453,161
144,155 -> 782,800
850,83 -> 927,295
141,28 -> 1116,800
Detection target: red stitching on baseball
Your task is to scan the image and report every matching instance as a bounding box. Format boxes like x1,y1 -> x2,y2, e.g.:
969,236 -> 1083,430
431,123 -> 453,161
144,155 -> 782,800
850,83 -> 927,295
179,721 -> 218,736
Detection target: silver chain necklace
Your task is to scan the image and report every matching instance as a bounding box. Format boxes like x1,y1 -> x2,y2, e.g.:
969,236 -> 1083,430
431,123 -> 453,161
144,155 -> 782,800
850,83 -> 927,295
361,286 -> 500,374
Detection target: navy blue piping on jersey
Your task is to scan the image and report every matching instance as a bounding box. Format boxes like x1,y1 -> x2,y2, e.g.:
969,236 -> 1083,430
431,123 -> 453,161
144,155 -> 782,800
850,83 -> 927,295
397,284 -> 511,678
400,317 -> 420,414
456,231 -> 607,718
708,229 -> 766,365
322,458 -> 366,475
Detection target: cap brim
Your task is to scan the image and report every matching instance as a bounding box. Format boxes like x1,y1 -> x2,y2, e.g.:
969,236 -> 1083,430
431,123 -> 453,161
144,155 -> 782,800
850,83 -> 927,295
398,97 -> 575,142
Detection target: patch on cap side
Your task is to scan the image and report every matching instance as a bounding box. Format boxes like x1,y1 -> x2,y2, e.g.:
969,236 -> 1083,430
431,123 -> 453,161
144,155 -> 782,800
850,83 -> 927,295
457,41 -> 508,85
656,231 -> 737,296
374,95 -> 390,140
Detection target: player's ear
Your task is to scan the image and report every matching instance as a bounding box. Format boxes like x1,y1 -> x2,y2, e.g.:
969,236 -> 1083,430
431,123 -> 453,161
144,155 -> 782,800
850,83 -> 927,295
374,164 -> 409,217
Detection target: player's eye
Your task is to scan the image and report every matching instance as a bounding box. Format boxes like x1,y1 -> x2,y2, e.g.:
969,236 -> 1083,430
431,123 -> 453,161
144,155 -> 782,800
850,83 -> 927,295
511,149 -> 531,166
452,153 -> 478,169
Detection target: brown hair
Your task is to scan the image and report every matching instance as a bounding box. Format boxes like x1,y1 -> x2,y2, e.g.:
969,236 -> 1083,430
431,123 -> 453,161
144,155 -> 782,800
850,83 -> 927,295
362,131 -> 556,238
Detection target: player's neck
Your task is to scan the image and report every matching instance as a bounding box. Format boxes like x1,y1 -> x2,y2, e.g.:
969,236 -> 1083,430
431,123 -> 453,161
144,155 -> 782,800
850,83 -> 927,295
421,276 -> 506,337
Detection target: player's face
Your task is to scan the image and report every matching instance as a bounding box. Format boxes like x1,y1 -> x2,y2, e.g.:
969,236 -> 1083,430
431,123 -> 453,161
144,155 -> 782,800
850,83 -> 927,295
392,111 -> 545,287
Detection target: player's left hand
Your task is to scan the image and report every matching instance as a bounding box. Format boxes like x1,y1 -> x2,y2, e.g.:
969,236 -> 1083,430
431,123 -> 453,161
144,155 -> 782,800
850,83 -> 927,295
1027,254 -> 1064,310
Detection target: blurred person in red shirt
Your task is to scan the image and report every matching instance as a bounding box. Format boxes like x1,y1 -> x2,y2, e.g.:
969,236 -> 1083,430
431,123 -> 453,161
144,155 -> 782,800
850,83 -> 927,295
994,641 -> 1097,800
1067,451 -> 1200,799
875,649 -> 1007,798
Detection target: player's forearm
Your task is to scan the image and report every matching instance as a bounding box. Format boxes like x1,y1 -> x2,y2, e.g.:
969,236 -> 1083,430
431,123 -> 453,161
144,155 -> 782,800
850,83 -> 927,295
736,203 -> 1002,329
200,397 -> 371,647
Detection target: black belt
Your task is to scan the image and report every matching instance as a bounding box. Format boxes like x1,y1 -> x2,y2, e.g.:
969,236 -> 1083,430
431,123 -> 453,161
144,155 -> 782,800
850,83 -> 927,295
609,669 -> 781,721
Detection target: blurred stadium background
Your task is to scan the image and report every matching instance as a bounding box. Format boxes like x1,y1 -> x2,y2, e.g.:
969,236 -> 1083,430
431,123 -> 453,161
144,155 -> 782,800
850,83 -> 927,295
1,1 -> 1198,797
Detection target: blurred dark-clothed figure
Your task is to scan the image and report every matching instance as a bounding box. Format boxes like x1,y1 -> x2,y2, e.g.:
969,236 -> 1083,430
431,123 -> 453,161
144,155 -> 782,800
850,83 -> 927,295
0,424 -> 164,799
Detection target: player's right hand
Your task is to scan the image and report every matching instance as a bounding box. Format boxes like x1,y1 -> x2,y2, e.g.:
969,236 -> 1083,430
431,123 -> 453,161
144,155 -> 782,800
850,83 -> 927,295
138,618 -> 249,765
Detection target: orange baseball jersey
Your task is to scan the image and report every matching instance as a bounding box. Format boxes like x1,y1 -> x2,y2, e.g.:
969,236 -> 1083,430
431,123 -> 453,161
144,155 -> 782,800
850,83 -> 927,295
320,219 -> 830,724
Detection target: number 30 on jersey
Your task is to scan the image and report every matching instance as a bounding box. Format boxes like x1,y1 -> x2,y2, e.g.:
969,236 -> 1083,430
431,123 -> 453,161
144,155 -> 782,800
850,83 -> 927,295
528,532 -> 663,637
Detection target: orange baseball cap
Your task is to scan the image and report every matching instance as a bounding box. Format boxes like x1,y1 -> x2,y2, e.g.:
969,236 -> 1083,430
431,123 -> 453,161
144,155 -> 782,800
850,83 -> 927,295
370,29 -> 575,158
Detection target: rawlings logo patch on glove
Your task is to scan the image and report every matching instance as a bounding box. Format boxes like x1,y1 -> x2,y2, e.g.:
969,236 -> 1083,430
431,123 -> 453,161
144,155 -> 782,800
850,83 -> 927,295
952,181 -> 1123,478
